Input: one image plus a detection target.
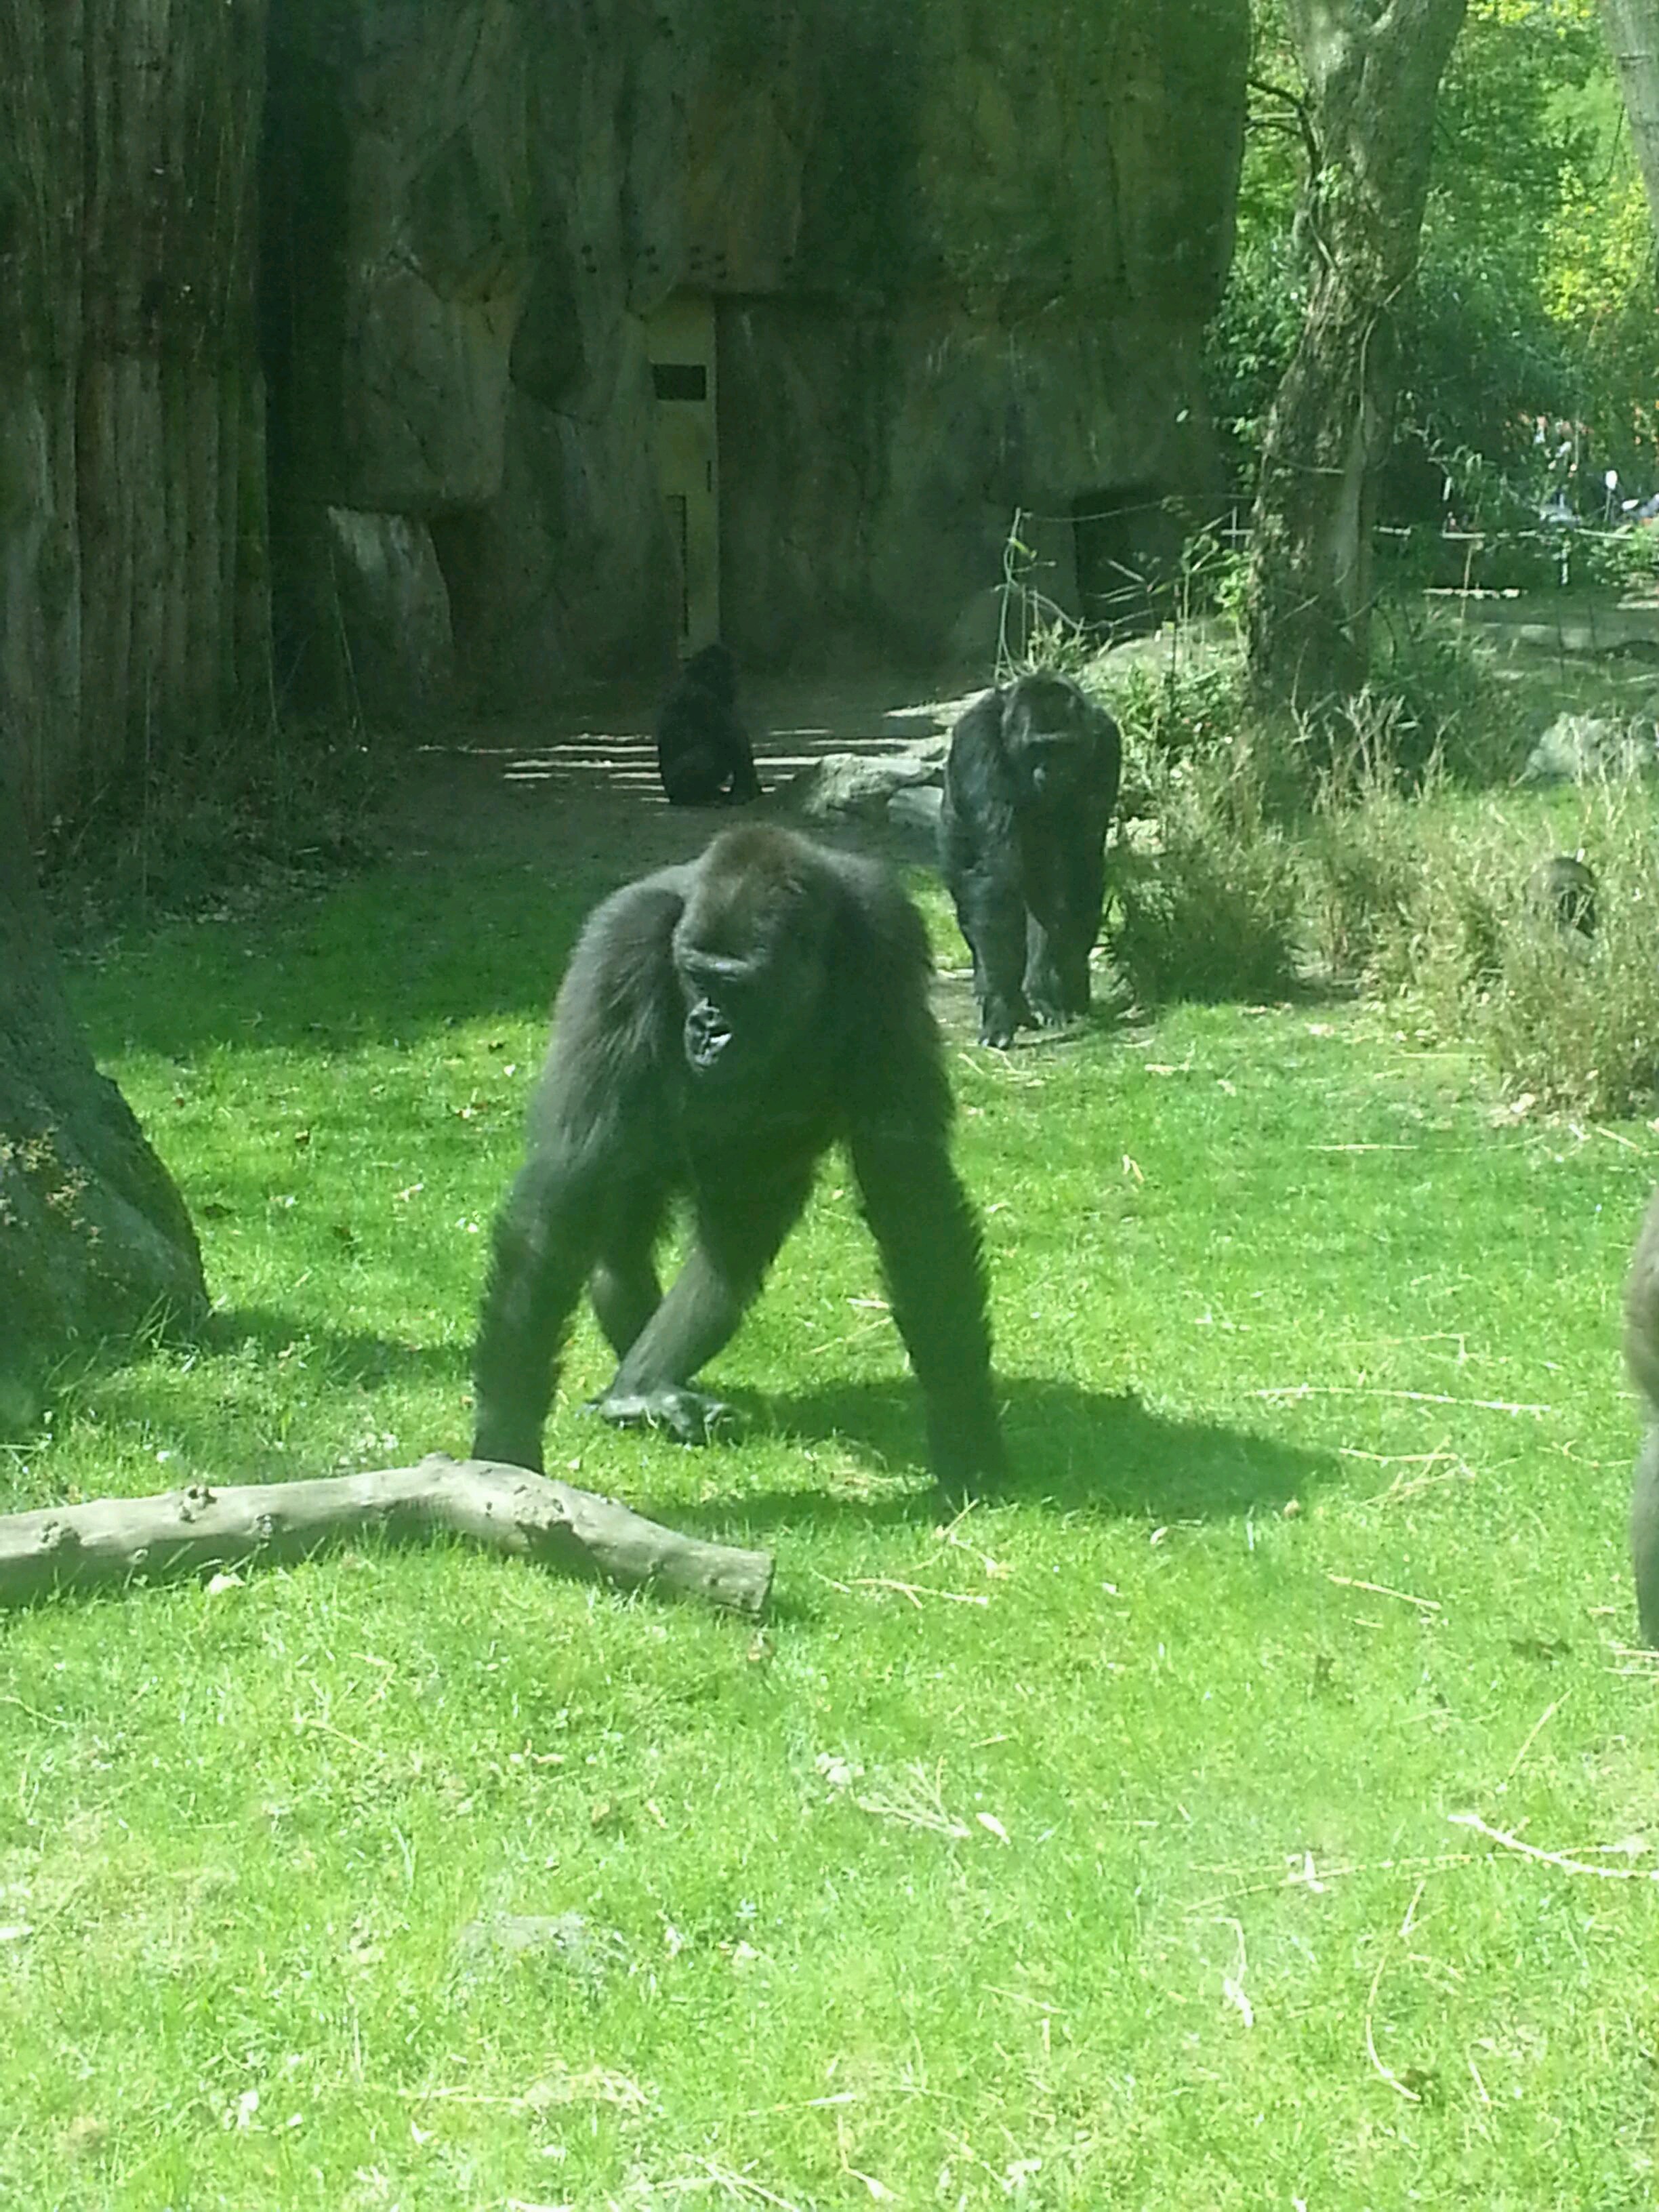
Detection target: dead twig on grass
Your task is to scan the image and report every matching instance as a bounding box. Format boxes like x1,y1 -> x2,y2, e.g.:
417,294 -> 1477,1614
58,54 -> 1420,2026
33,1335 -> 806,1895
1450,1811 -> 1659,1881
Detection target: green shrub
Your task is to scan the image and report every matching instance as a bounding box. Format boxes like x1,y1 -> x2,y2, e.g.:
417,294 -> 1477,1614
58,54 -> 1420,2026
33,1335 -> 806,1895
1109,741 -> 1302,1005
1480,788 -> 1659,1115
1305,777 -> 1430,983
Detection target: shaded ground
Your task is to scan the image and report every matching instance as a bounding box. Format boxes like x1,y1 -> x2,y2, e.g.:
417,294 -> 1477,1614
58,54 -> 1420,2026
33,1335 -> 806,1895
382,672 -> 978,874
378,668 -> 1023,1046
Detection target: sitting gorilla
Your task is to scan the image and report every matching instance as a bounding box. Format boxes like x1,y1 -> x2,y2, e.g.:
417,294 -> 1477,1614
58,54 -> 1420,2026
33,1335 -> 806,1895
655,642 -> 762,806
472,823 -> 1006,1502
939,673 -> 1122,1046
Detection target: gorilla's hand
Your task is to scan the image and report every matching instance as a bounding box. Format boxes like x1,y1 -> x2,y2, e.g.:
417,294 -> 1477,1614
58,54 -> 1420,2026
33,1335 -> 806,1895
586,1385 -> 736,1445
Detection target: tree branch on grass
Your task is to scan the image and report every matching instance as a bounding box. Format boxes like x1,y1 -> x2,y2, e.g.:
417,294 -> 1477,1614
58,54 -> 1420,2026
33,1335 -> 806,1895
0,1454 -> 774,1618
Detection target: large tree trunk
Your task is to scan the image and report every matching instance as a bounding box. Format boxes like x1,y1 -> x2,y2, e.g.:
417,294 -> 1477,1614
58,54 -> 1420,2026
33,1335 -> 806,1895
1244,0 -> 1469,705
1601,1 -> 1659,246
0,796 -> 207,1385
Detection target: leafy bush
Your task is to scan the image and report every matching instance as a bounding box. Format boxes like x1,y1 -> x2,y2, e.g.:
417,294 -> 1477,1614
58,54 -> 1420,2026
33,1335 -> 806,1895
1109,741 -> 1302,1006
1480,787 -> 1659,1116
1315,777 -> 1659,1117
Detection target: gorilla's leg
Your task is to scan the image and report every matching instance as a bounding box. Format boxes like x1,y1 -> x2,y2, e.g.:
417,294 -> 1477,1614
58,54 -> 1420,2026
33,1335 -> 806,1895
590,1165 -> 816,1441
472,1155 -> 605,1472
661,746 -> 727,806
588,1176 -> 670,1358
1634,1427 -> 1659,1645
849,1126 -> 1006,1502
1028,840 -> 1104,1021
1023,910 -> 1069,1027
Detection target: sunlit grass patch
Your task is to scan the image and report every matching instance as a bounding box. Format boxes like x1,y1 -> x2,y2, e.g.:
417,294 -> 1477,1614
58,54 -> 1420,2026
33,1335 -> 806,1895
0,843 -> 1654,2209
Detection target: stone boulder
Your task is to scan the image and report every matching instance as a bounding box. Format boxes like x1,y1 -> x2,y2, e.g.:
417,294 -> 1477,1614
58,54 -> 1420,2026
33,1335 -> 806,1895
783,743 -> 945,821
1524,713 -> 1659,783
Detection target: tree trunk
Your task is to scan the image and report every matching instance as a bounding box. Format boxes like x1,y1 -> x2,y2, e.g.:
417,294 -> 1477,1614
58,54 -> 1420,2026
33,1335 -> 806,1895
0,794 -> 207,1385
0,1455 -> 775,1618
1244,0 -> 1469,706
1601,0 -> 1659,247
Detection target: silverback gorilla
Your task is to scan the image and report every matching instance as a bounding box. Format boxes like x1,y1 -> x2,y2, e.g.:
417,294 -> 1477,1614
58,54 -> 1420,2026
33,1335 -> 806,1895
472,824 -> 1007,1502
1624,1187 -> 1659,1642
655,643 -> 761,806
940,673 -> 1122,1047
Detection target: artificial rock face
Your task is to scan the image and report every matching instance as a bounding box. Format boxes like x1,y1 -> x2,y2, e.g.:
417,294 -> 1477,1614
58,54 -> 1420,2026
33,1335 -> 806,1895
265,0 -> 1249,701
4,0 -> 1250,815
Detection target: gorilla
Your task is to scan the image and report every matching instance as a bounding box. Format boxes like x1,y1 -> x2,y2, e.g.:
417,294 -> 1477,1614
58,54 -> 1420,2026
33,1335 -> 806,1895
1624,1187 -> 1659,1643
940,673 -> 1122,1047
655,643 -> 762,806
1528,853 -> 1597,941
472,823 -> 1007,1502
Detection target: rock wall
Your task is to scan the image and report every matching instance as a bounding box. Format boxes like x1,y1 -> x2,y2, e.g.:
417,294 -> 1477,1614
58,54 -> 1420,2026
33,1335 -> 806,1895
267,0 -> 1250,707
0,0 -> 270,828
1,0 -> 1249,817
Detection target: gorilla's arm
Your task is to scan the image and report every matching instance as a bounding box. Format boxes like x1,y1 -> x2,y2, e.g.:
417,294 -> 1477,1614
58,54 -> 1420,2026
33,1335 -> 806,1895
472,1153 -> 609,1470
848,1122 -> 1006,1500
471,880 -> 685,1471
941,694 -> 1031,1046
722,718 -> 762,803
589,1161 -> 817,1441
840,887 -> 1006,1497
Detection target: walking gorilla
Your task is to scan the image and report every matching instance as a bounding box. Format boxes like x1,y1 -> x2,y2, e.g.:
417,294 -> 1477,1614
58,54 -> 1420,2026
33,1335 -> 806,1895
472,824 -> 1006,1502
1624,1187 -> 1659,1642
940,673 -> 1122,1046
655,643 -> 761,806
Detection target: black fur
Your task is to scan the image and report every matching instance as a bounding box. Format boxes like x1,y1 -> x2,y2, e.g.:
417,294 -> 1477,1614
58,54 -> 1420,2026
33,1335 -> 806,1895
939,674 -> 1122,1046
1528,853 -> 1597,939
472,824 -> 1006,1501
655,643 -> 761,806
1625,1188 -> 1659,1644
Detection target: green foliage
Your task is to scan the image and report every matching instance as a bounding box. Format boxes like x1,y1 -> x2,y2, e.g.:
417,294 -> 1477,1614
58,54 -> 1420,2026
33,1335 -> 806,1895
1212,0 -> 1658,514
3,847 -> 1656,2205
1109,738 -> 1303,1004
1308,771 -> 1659,1117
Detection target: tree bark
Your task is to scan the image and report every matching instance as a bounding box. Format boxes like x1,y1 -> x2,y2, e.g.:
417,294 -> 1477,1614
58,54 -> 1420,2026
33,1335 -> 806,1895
1601,0 -> 1659,248
0,1455 -> 775,1618
0,791 -> 207,1382
1244,0 -> 1469,706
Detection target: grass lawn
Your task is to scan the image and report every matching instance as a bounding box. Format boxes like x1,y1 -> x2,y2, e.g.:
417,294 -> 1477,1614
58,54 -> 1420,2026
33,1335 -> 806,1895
3,836 -> 1656,2210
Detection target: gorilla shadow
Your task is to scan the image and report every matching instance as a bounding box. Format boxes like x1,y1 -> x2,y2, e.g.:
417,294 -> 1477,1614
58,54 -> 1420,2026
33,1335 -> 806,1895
632,1374 -> 1335,1538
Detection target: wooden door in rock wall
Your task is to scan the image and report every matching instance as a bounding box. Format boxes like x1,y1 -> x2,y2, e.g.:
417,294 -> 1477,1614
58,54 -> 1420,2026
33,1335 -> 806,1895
647,295 -> 720,653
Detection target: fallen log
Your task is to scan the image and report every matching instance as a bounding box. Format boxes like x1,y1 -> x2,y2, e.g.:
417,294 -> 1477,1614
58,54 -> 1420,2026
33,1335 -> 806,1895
0,1454 -> 773,1618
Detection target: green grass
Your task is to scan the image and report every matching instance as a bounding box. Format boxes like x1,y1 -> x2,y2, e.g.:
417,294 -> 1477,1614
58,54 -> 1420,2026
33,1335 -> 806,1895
3,842 -> 1658,2210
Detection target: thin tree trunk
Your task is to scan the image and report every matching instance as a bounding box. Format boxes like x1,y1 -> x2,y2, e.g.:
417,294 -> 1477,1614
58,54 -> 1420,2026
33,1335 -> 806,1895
0,1455 -> 775,1618
1244,0 -> 1469,706
1601,0 -> 1659,247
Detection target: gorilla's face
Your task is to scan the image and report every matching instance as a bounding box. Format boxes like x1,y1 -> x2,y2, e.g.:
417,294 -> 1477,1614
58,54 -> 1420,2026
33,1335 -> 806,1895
672,834 -> 834,1086
1005,679 -> 1101,809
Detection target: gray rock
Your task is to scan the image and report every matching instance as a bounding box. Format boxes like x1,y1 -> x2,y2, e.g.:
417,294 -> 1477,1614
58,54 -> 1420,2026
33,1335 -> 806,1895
1524,712 -> 1659,783
886,783 -> 945,846
325,509 -> 454,724
784,749 -> 943,821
